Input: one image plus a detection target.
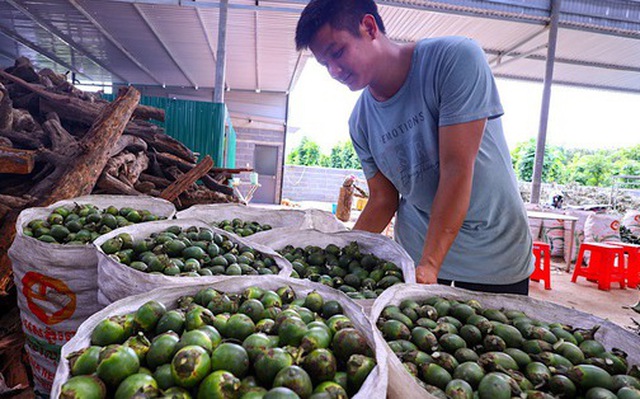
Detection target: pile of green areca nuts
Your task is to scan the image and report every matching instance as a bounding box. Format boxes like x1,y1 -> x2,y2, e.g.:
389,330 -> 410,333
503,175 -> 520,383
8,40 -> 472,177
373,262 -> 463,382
377,296 -> 640,399
277,241 -> 404,300
23,204 -> 165,245
60,285 -> 376,398
100,226 -> 281,277
213,218 -> 273,237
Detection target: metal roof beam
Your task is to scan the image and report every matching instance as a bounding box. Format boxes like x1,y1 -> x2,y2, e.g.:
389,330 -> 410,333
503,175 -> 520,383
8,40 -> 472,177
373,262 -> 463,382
0,24 -> 93,81
5,0 -> 128,84
488,27 -> 548,65
491,43 -> 548,70
495,74 -> 640,95
195,8 -> 218,66
103,0 -> 304,13
133,3 -> 199,88
67,0 -> 165,86
485,48 -> 640,74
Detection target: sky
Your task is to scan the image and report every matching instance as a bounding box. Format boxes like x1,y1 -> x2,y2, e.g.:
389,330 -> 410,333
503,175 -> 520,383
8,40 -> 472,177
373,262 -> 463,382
287,57 -> 640,155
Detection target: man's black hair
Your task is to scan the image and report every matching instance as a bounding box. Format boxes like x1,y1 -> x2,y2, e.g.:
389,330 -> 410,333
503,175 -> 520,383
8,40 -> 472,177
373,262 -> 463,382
295,0 -> 386,51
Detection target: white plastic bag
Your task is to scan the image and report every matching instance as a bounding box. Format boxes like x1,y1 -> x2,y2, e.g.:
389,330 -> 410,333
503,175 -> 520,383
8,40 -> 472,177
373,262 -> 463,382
51,276 -> 388,399
248,228 -> 416,313
95,219 -> 292,306
9,195 -> 175,395
370,284 -> 640,399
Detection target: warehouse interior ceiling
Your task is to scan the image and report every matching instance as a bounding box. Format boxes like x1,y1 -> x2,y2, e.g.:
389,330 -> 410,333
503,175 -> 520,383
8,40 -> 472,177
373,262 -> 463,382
1,0 -> 640,127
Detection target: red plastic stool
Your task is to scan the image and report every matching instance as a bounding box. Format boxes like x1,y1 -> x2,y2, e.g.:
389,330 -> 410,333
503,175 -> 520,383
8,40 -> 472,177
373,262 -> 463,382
531,241 -> 551,290
571,242 -> 626,291
609,242 -> 640,289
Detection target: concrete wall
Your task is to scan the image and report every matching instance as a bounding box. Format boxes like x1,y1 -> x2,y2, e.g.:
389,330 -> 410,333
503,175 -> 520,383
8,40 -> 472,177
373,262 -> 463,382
282,165 -> 366,203
235,126 -> 285,203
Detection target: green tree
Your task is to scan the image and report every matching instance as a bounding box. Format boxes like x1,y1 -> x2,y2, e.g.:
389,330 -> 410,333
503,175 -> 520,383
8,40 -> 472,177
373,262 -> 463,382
567,151 -> 613,187
286,136 -> 322,166
329,141 -> 361,169
511,139 -> 566,183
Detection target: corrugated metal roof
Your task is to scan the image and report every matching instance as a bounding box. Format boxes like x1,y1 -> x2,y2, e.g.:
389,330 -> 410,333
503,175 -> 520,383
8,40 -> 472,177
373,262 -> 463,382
0,0 -> 639,123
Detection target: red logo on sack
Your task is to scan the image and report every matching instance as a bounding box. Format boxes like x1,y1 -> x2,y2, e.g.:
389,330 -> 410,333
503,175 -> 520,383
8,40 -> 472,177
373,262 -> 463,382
610,220 -> 620,231
635,215 -> 640,223
22,272 -> 76,326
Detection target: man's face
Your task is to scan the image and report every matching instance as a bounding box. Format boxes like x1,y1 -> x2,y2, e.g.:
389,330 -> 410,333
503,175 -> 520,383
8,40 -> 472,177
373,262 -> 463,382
309,22 -> 374,91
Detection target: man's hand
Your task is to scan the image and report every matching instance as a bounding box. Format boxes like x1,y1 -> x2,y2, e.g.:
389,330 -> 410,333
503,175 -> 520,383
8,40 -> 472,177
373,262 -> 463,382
416,263 -> 439,284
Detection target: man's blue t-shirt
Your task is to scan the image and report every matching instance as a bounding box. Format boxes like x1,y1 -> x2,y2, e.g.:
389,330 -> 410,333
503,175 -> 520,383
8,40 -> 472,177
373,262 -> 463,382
348,36 -> 533,285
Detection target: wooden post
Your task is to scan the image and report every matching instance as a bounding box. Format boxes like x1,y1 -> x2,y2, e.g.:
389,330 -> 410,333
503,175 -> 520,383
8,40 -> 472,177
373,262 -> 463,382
336,186 -> 354,222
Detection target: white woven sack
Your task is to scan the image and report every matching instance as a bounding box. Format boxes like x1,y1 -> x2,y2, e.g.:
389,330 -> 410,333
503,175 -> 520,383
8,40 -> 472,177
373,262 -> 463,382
370,284 -> 640,399
176,204 -> 348,238
563,209 -> 594,262
9,195 -> 175,395
248,228 -> 416,314
541,218 -> 565,257
622,210 -> 640,236
584,213 -> 622,244
303,208 -> 349,233
95,218 -> 292,306
51,276 -> 388,399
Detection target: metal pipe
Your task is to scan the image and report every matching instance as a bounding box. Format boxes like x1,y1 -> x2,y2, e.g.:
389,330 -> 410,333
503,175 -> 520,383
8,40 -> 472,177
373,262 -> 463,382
531,0 -> 562,204
213,0 -> 229,103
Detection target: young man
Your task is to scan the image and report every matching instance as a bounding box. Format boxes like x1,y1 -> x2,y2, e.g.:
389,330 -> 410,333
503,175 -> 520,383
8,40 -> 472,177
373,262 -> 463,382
295,0 -> 533,295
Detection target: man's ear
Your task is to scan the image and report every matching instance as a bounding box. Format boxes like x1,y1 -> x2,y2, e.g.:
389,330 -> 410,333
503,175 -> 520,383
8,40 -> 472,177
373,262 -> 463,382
361,14 -> 379,39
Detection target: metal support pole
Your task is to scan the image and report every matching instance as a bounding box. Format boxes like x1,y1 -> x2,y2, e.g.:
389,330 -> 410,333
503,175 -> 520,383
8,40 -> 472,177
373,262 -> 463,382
213,0 -> 229,103
531,0 -> 561,204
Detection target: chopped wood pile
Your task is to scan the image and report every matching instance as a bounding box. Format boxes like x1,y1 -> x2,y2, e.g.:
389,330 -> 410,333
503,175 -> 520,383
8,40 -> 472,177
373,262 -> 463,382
0,56 -> 241,295
0,57 -> 246,396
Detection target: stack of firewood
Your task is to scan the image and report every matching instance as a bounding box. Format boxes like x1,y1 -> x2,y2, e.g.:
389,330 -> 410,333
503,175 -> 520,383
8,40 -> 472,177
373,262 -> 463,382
0,56 -> 243,295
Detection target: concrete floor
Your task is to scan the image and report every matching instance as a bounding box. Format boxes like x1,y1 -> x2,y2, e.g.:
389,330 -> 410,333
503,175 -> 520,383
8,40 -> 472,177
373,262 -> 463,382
529,260 -> 640,330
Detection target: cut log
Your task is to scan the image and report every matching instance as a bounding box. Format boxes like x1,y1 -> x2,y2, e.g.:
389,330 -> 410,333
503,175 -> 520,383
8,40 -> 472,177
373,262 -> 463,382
180,188 -> 238,209
155,151 -> 196,172
160,155 -> 214,202
0,83 -> 13,132
109,135 -> 147,157
134,181 -> 156,194
0,69 -> 165,128
139,172 -> 171,188
201,174 -> 235,196
0,129 -> 48,150
42,113 -> 77,156
103,151 -> 148,186
0,146 -> 35,174
96,173 -> 142,196
34,86 -> 141,201
0,194 -> 32,209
